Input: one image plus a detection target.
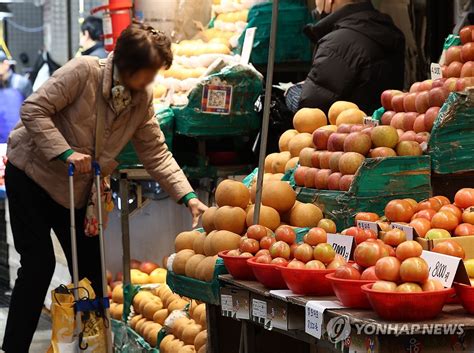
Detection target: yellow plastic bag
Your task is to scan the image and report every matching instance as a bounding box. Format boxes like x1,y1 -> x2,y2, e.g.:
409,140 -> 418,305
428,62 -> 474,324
48,278 -> 107,353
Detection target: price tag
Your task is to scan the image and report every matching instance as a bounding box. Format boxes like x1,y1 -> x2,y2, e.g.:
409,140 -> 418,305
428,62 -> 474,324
305,301 -> 346,339
356,220 -> 379,233
390,223 -> 415,240
221,294 -> 233,312
431,63 -> 443,80
327,234 -> 354,261
252,299 -> 267,322
240,27 -> 257,65
421,250 -> 469,287
363,117 -> 379,127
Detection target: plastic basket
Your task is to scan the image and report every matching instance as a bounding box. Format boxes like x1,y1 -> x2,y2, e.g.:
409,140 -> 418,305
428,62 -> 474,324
219,250 -> 256,281
326,273 -> 375,309
278,266 -> 335,296
454,282 -> 474,314
247,258 -> 287,289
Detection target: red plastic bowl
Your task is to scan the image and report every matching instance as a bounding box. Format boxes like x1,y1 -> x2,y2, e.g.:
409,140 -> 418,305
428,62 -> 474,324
218,251 -> 256,280
454,282 -> 474,314
278,266 -> 336,296
361,283 -> 454,321
326,273 -> 376,309
247,258 -> 287,289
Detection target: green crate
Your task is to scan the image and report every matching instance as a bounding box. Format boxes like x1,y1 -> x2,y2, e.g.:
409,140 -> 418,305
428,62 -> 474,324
117,107 -> 175,169
173,65 -> 263,137
111,319 -> 159,352
166,258 -> 228,305
429,91 -> 474,174
296,156 -> 432,230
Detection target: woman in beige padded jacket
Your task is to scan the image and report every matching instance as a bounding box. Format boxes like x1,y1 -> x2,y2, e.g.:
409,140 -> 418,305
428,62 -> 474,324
3,22 -> 207,352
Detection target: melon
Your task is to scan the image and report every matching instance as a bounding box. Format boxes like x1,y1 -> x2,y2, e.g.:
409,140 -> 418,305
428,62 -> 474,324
111,303 -> 123,320
139,296 -> 161,315
271,151 -> 291,174
198,345 -> 207,353
182,324 -> 202,345
195,256 -> 218,282
285,157 -> 299,172
146,323 -> 163,347
198,310 -> 207,328
246,205 -> 281,230
172,249 -> 196,275
288,203 -> 323,228
135,317 -> 148,336
328,101 -> 359,125
168,339 -> 185,353
149,268 -> 167,284
143,300 -> 163,320
185,254 -> 206,278
210,230 -> 241,254
215,180 -> 250,209
201,207 -> 217,233
293,108 -> 328,133
203,231 -> 217,256
288,133 -> 314,158
178,346 -> 196,353
153,308 -> 169,325
172,317 -> 193,337
272,173 -> 284,180
160,335 -> 176,353
131,269 -> 150,285
192,232 -> 207,255
112,284 -> 124,304
192,304 -> 206,322
132,291 -> 154,313
278,130 -> 298,151
164,293 -> 180,309
261,181 -> 296,213
299,147 -> 315,167
213,206 -> 247,234
336,109 -> 366,126
175,231 -> 200,252
194,330 -> 207,351
130,314 -> 143,330
169,298 -> 189,312
264,153 -> 279,173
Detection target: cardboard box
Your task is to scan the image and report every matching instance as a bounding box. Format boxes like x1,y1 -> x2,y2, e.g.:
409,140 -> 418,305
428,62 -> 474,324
417,235 -> 474,259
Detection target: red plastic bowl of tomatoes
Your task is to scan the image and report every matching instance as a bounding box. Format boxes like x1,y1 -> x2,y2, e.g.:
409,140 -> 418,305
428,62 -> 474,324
326,273 -> 376,309
278,266 -> 336,296
219,251 -> 256,281
247,258 -> 287,289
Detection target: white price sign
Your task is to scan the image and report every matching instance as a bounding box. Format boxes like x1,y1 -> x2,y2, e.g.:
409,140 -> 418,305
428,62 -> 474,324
356,220 -> 379,233
240,27 -> 257,65
221,294 -> 233,312
252,299 -> 267,321
327,234 -> 354,261
431,63 -> 443,80
305,301 -> 346,339
421,250 -> 465,287
390,223 -> 415,240
363,117 -> 379,127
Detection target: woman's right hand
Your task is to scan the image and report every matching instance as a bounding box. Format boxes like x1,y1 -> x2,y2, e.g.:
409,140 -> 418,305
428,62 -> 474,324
67,152 -> 92,174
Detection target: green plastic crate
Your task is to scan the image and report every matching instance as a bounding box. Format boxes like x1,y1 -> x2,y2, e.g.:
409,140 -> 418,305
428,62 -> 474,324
117,107 -> 175,169
296,156 -> 432,230
111,319 -> 159,352
173,65 -> 263,137
429,91 -> 474,174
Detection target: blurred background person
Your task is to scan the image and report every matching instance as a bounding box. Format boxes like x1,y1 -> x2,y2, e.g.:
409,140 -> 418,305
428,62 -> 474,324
79,16 -> 107,58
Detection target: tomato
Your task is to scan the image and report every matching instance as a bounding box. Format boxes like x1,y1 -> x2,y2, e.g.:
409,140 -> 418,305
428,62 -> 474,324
304,227 -> 327,246
290,243 -> 298,259
275,225 -> 296,244
431,211 -> 459,231
256,254 -> 272,264
385,199 -> 415,222
260,236 -> 276,250
425,228 -> 451,240
382,228 -> 407,246
334,265 -> 361,280
361,266 -> 379,280
422,279 -> 444,292
345,227 -> 376,244
416,198 -> 442,212
227,249 -> 241,257
247,225 -> 268,241
433,195 -> 451,206
432,239 -> 465,259
354,241 -> 386,268
294,243 -> 314,263
439,204 -> 462,221
396,283 -> 423,292
399,257 -> 429,282
404,198 -> 419,209
377,221 -> 391,232
465,259 -> 474,277
313,243 -> 336,264
384,244 -> 396,257
269,241 -> 291,260
271,257 -> 289,266
240,238 -> 260,254
327,254 -> 347,269
372,280 -> 397,292
255,249 -> 270,258
412,209 -> 437,221
375,256 -> 401,282
287,259 -> 306,269
355,212 -> 379,223
454,223 -> 474,236
305,260 -> 326,269
317,219 -> 337,233
455,188 -> 474,209
395,241 -> 423,261
462,207 -> 474,225
240,252 -> 253,258
409,218 -> 431,238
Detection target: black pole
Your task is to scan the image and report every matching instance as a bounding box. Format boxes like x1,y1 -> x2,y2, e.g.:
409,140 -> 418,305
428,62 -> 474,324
66,0 -> 73,59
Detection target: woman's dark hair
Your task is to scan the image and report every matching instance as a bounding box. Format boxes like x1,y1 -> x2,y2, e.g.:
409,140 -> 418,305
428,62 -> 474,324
114,21 -> 173,75
81,16 -> 103,42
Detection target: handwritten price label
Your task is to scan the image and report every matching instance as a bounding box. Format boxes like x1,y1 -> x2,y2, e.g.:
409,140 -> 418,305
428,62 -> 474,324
431,63 -> 443,80
221,294 -> 233,312
390,223 -> 415,240
421,250 -> 461,287
327,234 -> 354,262
305,301 -> 346,339
356,220 -> 379,233
252,299 -> 267,321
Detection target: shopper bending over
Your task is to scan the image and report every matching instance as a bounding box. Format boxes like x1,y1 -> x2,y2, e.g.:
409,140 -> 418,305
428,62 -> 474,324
3,22 -> 207,352
291,0 -> 405,114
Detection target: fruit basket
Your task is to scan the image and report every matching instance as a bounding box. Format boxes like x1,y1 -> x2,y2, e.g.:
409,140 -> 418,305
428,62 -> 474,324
247,258 -> 287,289
361,283 -> 454,321
296,156 -> 432,230
326,273 -> 375,309
278,266 -> 336,296
219,250 -> 256,280
454,282 -> 474,314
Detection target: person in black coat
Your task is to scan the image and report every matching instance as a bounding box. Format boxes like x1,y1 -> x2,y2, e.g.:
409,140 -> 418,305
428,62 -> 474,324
297,0 -> 405,115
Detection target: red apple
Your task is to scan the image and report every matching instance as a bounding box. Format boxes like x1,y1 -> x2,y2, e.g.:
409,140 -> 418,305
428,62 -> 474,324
314,169 -> 332,189
447,61 -> 463,78
369,147 -> 397,158
409,82 -> 422,93
402,112 -> 418,131
432,78 -> 446,88
391,93 -> 407,112
361,127 -> 373,136
460,25 -> 474,44
461,42 -> 474,62
106,270 -> 113,284
343,132 -> 372,155
442,65 -> 448,78
396,141 -> 423,156
294,166 -> 308,186
139,261 -> 160,275
381,111 -> 396,126
327,133 -> 348,151
403,92 -> 418,112
312,128 -> 333,150
413,114 -> 427,133
455,77 -> 474,91
443,77 -> 458,92
304,168 -> 318,188
329,151 -> 344,172
419,80 -> 433,91
116,272 -> 123,282
446,46 -> 462,65
416,132 -> 431,144
337,124 -> 354,134
381,90 -> 403,110
390,112 -> 405,130
415,91 -> 430,113
319,151 -> 332,169
311,151 -> 322,168
328,172 -> 342,190
130,259 -> 142,270
339,174 -> 354,191
461,61 -> 474,77
428,87 -> 448,108
396,129 -> 404,139
424,107 -> 440,131
350,124 -> 364,133
399,130 -> 417,141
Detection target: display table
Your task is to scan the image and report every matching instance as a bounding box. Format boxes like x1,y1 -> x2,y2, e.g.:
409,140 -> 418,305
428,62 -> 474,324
216,275 -> 474,353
